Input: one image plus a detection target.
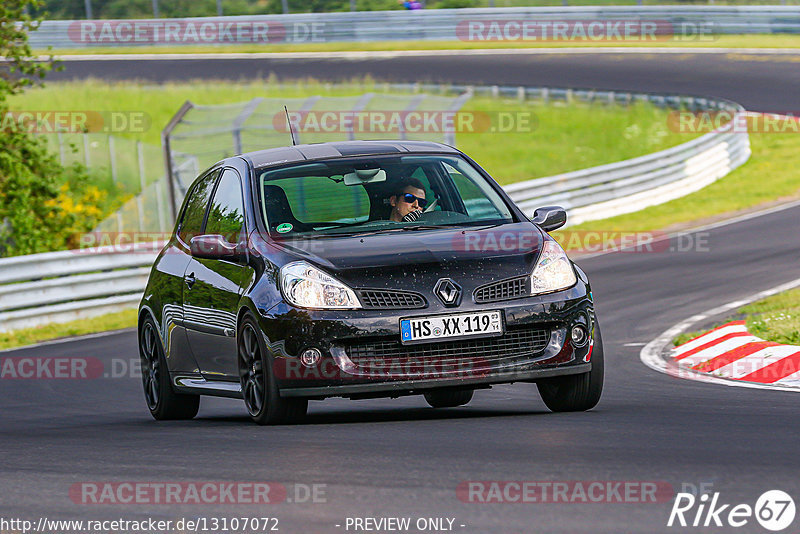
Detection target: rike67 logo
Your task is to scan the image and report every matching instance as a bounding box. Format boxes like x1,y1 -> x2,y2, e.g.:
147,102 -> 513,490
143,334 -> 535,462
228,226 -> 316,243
668,490 -> 796,531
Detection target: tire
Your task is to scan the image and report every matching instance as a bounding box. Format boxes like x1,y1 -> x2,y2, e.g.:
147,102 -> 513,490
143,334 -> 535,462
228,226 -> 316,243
424,388 -> 474,408
238,314 -> 308,425
537,322 -> 605,412
139,316 -> 200,420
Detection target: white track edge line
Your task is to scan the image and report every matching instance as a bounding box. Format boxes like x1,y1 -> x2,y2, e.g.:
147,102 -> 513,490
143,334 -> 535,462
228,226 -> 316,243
576,198 -> 800,262
0,327 -> 137,355
639,277 -> 800,393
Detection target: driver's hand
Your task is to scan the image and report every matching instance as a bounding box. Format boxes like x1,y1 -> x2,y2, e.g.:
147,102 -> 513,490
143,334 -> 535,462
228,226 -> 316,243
401,209 -> 423,223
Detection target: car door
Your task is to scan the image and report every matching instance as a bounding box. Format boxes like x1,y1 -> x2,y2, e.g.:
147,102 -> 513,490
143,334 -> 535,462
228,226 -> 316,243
156,168 -> 219,374
183,168 -> 252,380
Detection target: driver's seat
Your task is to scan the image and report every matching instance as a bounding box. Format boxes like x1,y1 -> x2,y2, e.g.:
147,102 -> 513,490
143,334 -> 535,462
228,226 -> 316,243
262,185 -> 312,233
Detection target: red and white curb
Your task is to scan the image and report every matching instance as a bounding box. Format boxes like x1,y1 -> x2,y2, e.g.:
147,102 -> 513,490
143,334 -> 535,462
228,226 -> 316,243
672,321 -> 800,387
641,277 -> 800,392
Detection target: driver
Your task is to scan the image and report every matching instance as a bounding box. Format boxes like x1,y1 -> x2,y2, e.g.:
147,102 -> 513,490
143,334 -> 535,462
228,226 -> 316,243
388,177 -> 427,222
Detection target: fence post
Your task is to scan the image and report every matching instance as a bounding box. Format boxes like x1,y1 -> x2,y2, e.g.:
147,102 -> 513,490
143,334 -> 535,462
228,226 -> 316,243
83,134 -> 91,168
347,93 -> 375,141
84,0 -> 93,19
232,97 -> 265,155
108,136 -> 118,184
162,101 -> 195,222
281,0 -> 289,14
445,89 -> 473,147
155,177 -> 166,232
57,132 -> 65,165
398,94 -> 427,141
152,0 -> 159,17
137,141 -> 147,232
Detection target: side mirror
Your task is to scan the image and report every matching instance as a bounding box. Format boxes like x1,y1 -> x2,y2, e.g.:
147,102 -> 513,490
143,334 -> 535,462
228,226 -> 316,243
532,206 -> 567,232
190,234 -> 237,260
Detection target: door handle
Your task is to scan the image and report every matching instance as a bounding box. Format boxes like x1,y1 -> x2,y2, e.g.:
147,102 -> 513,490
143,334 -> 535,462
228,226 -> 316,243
185,272 -> 196,289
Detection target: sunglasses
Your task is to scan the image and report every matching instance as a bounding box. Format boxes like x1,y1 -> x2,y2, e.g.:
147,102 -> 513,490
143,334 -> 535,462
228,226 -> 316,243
401,193 -> 428,208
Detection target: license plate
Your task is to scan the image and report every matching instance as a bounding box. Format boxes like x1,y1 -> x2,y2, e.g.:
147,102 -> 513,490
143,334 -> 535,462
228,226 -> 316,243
400,310 -> 503,344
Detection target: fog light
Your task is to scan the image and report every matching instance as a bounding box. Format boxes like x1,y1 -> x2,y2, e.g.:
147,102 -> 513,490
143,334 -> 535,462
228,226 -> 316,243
570,325 -> 589,348
300,348 -> 322,367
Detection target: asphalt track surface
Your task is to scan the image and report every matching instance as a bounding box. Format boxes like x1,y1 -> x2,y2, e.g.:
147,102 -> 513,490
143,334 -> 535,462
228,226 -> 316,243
3,51 -> 800,533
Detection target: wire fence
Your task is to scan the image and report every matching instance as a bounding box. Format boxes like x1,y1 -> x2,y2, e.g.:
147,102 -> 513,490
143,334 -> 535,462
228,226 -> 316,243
165,92 -> 472,210
41,132 -> 172,233
85,83 -> 750,237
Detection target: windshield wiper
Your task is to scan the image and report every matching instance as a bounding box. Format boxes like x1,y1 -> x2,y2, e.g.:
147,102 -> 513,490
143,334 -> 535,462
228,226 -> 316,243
462,220 -> 513,232
401,224 -> 454,231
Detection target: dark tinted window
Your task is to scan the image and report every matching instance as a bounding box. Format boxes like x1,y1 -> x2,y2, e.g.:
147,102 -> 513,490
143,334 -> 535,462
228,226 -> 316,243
179,170 -> 219,243
205,169 -> 245,242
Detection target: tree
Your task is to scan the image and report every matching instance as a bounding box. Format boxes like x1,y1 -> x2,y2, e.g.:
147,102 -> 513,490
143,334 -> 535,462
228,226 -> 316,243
0,0 -> 93,256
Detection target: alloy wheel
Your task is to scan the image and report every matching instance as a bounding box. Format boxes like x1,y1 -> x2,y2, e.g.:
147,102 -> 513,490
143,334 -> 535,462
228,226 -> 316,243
239,324 -> 265,416
140,322 -> 161,410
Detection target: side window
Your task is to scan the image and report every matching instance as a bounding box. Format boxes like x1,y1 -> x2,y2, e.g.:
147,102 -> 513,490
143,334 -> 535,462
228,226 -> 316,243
205,169 -> 245,242
179,170 -> 219,243
445,162 -> 506,219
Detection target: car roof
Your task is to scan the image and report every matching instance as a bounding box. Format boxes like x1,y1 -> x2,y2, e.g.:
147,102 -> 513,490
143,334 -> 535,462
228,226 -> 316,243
241,140 -> 460,170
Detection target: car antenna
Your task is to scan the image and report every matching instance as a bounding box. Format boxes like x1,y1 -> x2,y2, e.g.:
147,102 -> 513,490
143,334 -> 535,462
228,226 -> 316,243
284,106 -> 298,146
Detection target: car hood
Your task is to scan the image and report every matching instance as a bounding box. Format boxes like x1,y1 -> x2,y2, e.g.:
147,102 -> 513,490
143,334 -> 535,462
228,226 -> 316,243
268,222 -> 545,290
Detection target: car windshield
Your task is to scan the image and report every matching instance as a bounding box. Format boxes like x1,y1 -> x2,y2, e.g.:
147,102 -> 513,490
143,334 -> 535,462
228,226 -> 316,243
257,154 -> 515,237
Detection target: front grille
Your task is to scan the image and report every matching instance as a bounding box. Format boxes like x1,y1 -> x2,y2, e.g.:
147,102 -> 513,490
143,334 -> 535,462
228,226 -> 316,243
342,327 -> 550,376
357,289 -> 426,309
474,276 -> 529,303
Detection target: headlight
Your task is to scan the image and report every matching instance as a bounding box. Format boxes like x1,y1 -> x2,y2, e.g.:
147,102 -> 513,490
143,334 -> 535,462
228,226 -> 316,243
531,240 -> 577,295
280,261 -> 361,310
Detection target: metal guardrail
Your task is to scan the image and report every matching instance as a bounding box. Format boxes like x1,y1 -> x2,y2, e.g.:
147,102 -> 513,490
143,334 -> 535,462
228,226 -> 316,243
0,85 -> 751,333
504,112 -> 750,225
26,6 -> 800,49
0,245 -> 159,333
390,83 -> 750,226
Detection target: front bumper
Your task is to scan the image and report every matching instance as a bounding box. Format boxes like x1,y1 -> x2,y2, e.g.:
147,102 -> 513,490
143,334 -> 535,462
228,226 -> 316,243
279,362 -> 592,398
258,282 -> 595,398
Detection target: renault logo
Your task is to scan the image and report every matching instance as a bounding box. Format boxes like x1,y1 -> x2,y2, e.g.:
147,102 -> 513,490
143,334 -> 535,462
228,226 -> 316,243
434,278 -> 462,307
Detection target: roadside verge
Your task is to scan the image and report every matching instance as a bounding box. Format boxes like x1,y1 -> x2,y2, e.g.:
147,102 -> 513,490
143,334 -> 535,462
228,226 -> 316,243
640,277 -> 800,393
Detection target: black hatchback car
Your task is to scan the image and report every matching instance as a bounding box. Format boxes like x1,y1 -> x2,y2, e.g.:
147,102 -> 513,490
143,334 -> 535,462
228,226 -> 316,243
138,141 -> 603,424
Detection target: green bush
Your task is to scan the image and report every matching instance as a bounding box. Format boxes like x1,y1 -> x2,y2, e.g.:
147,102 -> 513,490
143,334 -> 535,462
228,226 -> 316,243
0,0 -> 109,257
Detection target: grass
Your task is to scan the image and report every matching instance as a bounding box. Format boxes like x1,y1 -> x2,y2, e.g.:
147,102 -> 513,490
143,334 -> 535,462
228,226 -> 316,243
741,289 -> 800,345
673,289 -> 800,347
558,118 -> 800,238
10,79 -> 695,182
36,34 -> 800,56
7,80 -> 800,350
0,309 -> 137,351
673,329 -> 717,347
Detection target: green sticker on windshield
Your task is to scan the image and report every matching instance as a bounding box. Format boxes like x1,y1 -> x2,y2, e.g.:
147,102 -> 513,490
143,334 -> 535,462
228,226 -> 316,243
276,223 -> 293,233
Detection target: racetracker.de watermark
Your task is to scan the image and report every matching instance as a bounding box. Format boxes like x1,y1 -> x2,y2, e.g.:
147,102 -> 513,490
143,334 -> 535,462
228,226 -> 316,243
455,230 -> 711,254
456,20 -> 715,42
0,357 -> 148,380
457,481 -> 674,503
68,19 -> 325,45
668,110 -> 800,134
69,482 -> 326,505
1,111 -> 150,134
276,110 -> 537,135
272,355 -> 491,382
